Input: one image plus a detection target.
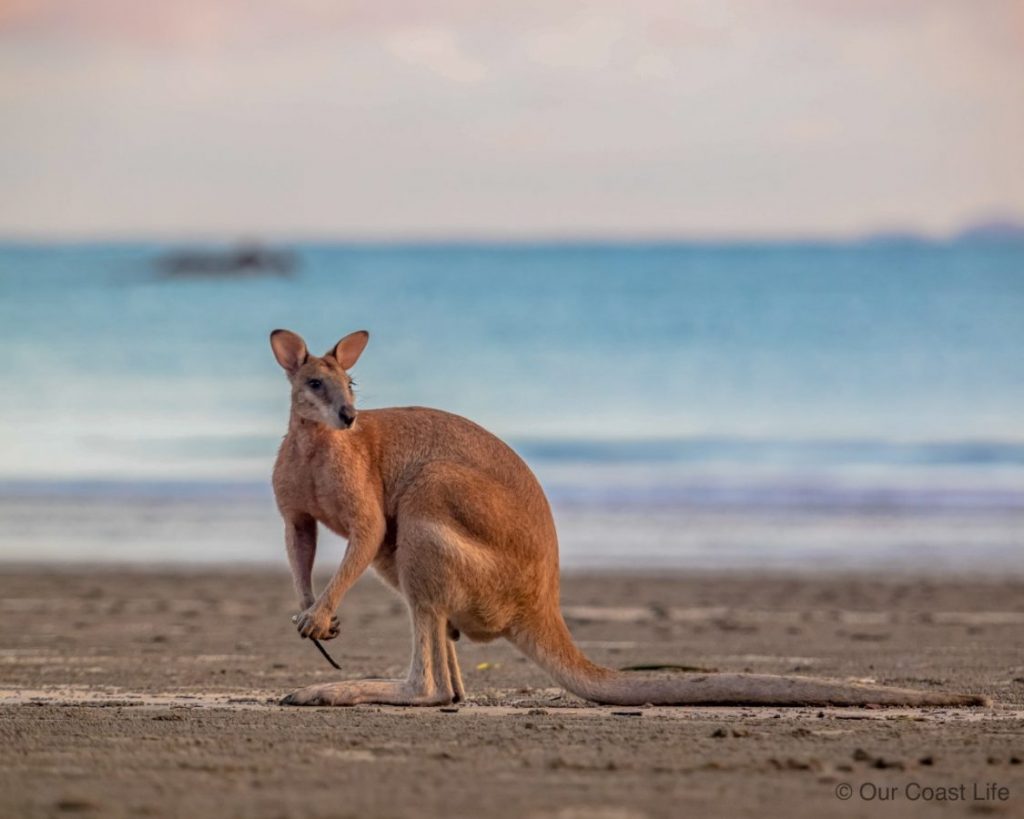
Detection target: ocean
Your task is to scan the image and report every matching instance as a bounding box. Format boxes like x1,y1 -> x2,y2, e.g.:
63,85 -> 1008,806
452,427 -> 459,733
1,240 -> 1022,571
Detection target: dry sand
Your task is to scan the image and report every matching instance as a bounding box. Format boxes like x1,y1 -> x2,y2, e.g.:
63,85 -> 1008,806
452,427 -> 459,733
1,567 -> 1023,818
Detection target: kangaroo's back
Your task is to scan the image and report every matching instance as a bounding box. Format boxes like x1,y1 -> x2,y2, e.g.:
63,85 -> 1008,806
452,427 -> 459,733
362,406 -> 543,490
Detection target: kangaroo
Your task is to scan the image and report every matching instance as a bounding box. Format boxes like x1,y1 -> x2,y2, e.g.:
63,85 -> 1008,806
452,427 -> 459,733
270,329 -> 988,708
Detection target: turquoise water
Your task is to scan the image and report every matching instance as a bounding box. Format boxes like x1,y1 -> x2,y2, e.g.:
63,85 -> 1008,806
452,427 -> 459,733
1,241 -> 1022,568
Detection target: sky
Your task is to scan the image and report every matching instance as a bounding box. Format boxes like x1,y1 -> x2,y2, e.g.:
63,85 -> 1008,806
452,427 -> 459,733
1,0 -> 1022,240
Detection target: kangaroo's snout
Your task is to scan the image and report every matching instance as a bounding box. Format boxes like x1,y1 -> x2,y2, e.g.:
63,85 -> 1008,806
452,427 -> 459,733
338,405 -> 357,428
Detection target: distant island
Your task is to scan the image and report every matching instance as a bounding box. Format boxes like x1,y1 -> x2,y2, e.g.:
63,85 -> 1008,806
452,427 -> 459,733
155,243 -> 298,278
860,217 -> 1024,245
954,218 -> 1024,242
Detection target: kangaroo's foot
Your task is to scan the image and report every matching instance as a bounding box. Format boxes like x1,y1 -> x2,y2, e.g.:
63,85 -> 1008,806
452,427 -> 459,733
281,679 -> 455,707
284,605 -> 460,707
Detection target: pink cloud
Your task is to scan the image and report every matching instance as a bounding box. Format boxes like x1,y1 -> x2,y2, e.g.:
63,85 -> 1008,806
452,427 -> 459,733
1,0 -> 1021,237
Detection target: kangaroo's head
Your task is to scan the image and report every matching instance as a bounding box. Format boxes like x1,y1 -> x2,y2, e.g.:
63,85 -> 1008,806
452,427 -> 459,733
270,329 -> 369,430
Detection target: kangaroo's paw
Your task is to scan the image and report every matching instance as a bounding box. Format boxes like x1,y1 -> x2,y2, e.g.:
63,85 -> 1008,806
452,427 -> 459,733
280,680 -> 454,707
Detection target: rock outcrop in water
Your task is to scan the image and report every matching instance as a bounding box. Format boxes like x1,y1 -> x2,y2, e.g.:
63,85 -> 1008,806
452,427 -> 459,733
156,243 -> 297,278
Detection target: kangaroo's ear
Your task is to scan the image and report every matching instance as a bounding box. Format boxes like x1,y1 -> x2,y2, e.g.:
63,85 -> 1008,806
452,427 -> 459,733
332,330 -> 370,369
270,329 -> 308,375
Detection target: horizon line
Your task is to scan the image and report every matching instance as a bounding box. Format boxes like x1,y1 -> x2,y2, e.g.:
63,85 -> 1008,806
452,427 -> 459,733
1,226 -> 1022,247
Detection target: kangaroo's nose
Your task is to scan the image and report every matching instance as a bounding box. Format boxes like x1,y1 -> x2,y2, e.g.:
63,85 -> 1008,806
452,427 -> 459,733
338,405 -> 357,428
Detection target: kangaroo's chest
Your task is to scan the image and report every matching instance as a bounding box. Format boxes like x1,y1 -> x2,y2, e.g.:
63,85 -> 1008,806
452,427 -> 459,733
274,438 -> 361,537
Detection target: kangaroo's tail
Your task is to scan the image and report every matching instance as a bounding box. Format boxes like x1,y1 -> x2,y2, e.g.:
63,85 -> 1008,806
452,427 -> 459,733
511,609 -> 989,707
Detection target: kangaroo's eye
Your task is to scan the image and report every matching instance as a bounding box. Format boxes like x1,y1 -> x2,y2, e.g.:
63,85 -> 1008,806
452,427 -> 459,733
306,378 -> 323,390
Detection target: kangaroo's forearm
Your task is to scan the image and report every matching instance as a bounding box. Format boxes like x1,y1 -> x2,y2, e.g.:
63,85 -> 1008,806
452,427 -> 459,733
285,516 -> 318,608
316,515 -> 385,612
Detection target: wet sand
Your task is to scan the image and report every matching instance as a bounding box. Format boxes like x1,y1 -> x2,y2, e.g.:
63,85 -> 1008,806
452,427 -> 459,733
1,567 -> 1023,818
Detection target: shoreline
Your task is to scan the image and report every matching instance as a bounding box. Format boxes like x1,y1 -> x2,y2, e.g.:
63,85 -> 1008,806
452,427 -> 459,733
4,560 -> 1024,580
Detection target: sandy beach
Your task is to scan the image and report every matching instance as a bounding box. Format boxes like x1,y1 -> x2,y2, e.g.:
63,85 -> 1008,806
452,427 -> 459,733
1,567 -> 1022,818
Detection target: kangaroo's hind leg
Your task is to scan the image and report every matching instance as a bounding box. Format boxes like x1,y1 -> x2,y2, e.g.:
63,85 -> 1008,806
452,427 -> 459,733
446,626 -> 466,703
282,604 -> 455,706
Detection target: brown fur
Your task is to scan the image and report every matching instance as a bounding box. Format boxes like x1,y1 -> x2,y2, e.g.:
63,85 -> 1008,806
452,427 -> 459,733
270,329 -> 989,708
